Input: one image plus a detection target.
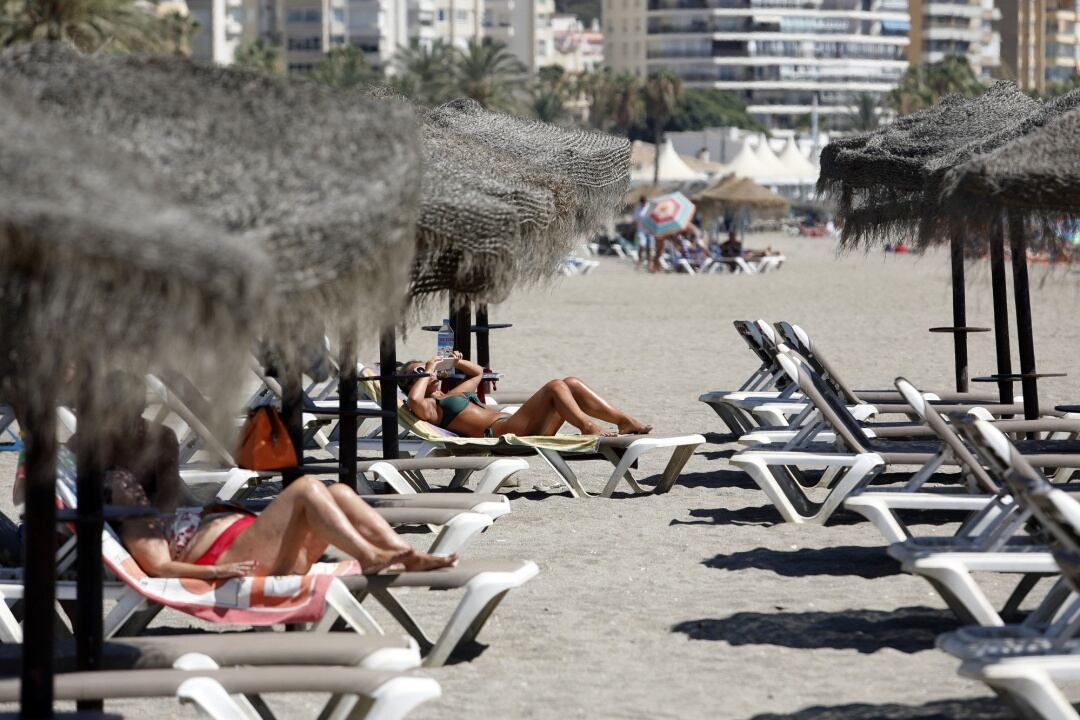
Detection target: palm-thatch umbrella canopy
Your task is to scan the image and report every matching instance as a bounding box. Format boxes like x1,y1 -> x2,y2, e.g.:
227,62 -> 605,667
427,98 -> 631,241
625,183 -> 671,209
0,76 -> 271,716
0,42 -> 422,359
816,82 -> 1039,396
693,176 -> 789,217
936,103 -> 1080,419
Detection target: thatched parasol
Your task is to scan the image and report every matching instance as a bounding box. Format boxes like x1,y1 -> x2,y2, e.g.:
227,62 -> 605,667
0,76 -> 271,716
937,103 -> 1080,419
816,83 -> 1039,396
625,184 -> 672,209
694,177 -> 789,217
0,42 -> 423,357
426,98 -> 631,239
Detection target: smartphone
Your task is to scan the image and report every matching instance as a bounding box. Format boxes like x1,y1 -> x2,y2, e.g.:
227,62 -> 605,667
433,357 -> 455,375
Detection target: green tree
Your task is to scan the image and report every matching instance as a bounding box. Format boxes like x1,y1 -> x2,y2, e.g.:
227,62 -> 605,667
609,73 -> 644,135
233,38 -> 280,74
453,39 -> 525,110
1,0 -> 171,52
660,88 -> 764,133
644,68 -> 683,182
888,55 -> 983,115
393,40 -> 453,105
529,64 -> 570,123
577,66 -> 614,130
159,7 -> 198,57
847,92 -> 879,131
311,45 -> 379,87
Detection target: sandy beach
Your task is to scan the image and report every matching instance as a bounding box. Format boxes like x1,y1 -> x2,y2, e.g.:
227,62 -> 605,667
5,231 -> 1080,718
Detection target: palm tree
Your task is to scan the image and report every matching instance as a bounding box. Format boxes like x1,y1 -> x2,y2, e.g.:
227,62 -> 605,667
157,5 -> 198,57
609,73 -> 644,135
311,45 -> 379,87
848,92 -> 879,131
577,66 -> 614,130
453,39 -> 525,111
644,69 -> 683,182
393,40 -> 453,106
529,65 -> 570,123
1,0 -> 170,52
233,38 -> 280,74
888,54 -> 982,115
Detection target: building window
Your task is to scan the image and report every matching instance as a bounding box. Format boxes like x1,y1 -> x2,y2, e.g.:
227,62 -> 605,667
537,39 -> 547,56
286,8 -> 321,22
330,34 -> 346,44
287,36 -> 322,50
455,9 -> 469,20
437,9 -> 446,20
331,7 -> 345,22
288,62 -> 316,71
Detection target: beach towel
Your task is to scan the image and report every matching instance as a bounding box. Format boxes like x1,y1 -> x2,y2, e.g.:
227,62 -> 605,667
54,448 -> 360,626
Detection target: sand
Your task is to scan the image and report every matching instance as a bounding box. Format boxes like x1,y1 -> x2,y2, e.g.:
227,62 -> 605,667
5,232 -> 1080,718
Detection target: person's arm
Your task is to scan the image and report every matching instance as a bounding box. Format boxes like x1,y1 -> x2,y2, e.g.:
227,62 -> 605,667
406,359 -> 440,423
108,470 -> 254,580
445,351 -> 484,395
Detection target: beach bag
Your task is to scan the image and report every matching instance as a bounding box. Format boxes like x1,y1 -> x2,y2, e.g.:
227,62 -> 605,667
235,406 -> 298,471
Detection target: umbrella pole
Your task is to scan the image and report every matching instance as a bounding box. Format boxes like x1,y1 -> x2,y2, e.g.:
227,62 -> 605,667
989,217 -> 1015,406
280,368 -> 305,486
379,327 -> 399,460
74,372 -> 104,712
949,234 -> 969,393
20,396 -> 57,717
450,295 -> 472,360
338,334 -> 358,491
1008,211 -> 1040,420
475,304 -> 491,369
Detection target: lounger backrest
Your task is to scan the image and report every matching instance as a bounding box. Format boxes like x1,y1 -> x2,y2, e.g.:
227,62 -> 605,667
772,323 -> 859,405
734,321 -> 774,368
894,378 -> 997,494
775,349 -> 870,453
356,366 -> 459,443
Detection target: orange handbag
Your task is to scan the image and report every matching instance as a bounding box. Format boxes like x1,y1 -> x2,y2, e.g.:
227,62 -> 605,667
235,406 -> 299,471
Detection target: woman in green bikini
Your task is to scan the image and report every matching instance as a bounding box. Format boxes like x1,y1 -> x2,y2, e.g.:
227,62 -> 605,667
399,352 -> 652,438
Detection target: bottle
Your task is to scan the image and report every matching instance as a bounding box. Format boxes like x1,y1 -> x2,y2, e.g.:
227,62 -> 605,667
436,319 -> 455,358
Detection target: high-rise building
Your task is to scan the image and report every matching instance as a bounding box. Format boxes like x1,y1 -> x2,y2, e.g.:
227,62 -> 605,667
484,0 -> 556,74
431,0 -> 485,49
907,0 -> 1000,79
604,0 -> 911,129
187,0 -> 260,65
998,0 -> 1080,91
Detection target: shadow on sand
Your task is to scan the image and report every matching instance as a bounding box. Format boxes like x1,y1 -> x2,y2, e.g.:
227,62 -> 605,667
675,469 -> 761,490
747,697 -> 1013,720
672,606 -> 958,654
671,504 -> 870,527
704,545 -> 899,579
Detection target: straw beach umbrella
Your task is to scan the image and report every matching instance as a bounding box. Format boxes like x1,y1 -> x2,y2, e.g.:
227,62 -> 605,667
939,105 -> 1080,419
0,42 -> 423,358
816,82 -> 1039,395
694,177 -> 789,216
0,77 -> 271,716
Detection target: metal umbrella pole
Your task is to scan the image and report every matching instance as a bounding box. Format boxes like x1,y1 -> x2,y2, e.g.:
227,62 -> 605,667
948,235 -> 971,393
338,334 -> 359,491
74,373 -> 105,712
379,327 -> 400,460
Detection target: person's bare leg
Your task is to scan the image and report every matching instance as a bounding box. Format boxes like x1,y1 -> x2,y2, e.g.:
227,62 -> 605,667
562,377 -> 652,434
499,380 -> 615,436
326,484 -> 457,570
221,476 -> 407,574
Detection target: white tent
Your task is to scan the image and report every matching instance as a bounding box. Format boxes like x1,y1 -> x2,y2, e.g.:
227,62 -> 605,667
630,138 -> 705,183
777,137 -> 819,184
719,140 -> 763,181
752,135 -> 795,185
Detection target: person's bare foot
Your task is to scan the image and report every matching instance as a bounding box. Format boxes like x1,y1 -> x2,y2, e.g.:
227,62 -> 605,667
580,421 -> 617,437
400,550 -> 458,572
618,416 -> 653,435
362,548 -> 412,575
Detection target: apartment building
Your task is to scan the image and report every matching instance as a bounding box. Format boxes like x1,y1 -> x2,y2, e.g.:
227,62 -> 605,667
998,0 -> 1080,91
187,0 -> 260,65
484,0 -> 556,75
907,0 -> 1000,78
604,0 -> 911,129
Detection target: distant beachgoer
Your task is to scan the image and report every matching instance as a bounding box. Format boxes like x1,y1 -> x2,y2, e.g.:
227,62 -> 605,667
652,223 -> 700,273
633,196 -> 652,266
399,352 -> 651,438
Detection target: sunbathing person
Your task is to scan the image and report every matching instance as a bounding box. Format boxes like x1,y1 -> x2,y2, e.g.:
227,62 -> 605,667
399,352 -> 652,438
15,372 -> 456,580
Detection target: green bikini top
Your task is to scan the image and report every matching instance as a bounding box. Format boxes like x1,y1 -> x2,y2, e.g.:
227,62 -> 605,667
436,391 -> 484,428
